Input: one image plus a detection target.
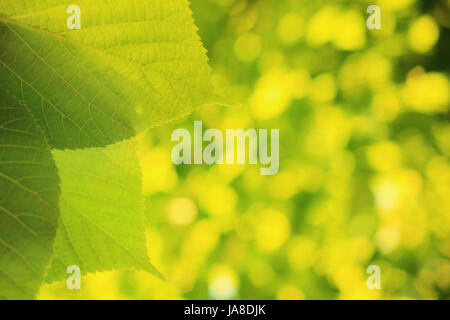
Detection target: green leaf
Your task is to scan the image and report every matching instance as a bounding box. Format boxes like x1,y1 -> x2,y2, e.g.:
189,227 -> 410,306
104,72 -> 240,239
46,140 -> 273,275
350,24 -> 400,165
0,0 -> 214,149
46,139 -> 160,282
0,89 -> 60,299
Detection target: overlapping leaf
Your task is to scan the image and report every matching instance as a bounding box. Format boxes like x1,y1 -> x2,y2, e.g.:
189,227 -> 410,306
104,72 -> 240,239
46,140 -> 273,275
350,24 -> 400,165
46,140 -> 160,283
0,0 -> 215,149
0,90 -> 60,299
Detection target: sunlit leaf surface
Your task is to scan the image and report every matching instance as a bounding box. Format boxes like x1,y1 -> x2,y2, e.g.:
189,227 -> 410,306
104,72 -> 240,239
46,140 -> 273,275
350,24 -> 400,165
0,0 -> 214,149
47,139 -> 160,283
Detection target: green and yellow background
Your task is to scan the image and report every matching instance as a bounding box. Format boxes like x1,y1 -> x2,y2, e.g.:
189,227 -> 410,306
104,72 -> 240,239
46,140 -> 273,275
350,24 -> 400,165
39,0 -> 449,299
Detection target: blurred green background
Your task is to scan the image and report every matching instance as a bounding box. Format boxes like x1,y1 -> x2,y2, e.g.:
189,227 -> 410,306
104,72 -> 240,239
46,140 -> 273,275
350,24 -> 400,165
39,0 -> 449,299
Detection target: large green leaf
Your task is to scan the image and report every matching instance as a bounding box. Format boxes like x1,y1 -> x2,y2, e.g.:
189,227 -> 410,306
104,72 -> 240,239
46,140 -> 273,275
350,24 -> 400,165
0,0 -> 214,149
0,90 -> 60,299
46,139 -> 160,282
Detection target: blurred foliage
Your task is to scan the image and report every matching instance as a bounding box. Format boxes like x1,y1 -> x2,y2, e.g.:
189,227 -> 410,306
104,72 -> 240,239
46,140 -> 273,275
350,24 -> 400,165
39,0 -> 449,299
